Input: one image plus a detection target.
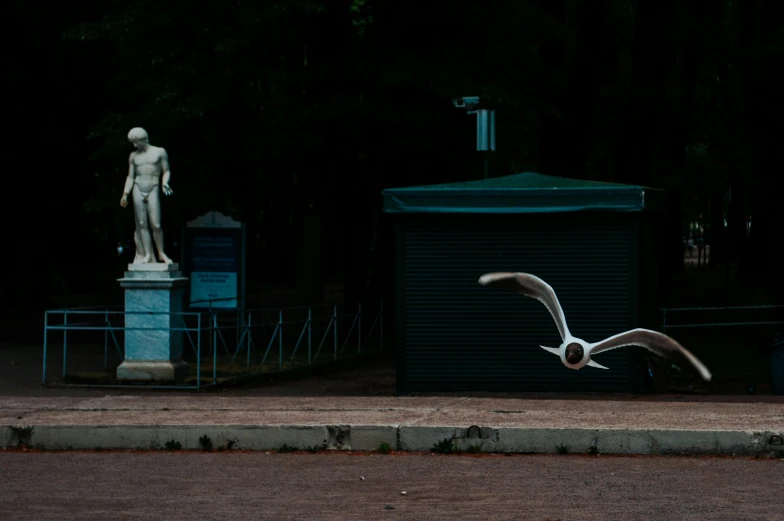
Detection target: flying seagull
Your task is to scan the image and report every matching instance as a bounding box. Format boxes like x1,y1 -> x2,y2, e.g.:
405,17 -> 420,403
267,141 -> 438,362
478,272 -> 712,381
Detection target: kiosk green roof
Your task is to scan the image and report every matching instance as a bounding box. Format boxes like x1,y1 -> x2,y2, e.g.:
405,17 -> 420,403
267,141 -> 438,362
382,172 -> 665,214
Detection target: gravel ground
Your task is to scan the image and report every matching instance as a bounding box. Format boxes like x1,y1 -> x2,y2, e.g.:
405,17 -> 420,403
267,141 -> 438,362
0,451 -> 782,521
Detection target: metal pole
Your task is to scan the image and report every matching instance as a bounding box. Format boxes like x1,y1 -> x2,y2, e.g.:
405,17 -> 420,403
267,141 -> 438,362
261,308 -> 266,353
213,313 -> 218,385
333,304 -> 338,360
62,311 -> 68,378
662,309 -> 667,334
380,300 -> 384,350
246,311 -> 252,370
197,313 -> 202,389
279,310 -> 283,371
308,307 -> 312,366
358,302 -> 362,354
104,309 -> 109,370
208,301 -> 213,355
42,311 -> 48,385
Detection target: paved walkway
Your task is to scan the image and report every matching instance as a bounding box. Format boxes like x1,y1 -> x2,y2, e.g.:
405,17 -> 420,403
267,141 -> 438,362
2,344 -> 783,455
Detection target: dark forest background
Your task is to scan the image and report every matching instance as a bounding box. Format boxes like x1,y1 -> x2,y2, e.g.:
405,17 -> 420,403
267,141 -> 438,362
3,0 -> 784,337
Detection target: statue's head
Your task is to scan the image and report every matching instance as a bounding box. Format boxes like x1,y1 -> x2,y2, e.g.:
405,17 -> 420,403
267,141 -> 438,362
127,127 -> 149,150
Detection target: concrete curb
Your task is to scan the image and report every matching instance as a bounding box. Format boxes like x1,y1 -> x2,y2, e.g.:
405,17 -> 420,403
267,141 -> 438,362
3,424 -> 783,455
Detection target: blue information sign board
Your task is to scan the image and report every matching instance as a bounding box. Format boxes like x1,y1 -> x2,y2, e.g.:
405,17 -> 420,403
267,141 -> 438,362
182,212 -> 246,309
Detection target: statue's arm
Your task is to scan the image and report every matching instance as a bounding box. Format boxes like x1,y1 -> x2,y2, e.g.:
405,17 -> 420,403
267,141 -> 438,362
160,148 -> 171,188
123,153 -> 135,196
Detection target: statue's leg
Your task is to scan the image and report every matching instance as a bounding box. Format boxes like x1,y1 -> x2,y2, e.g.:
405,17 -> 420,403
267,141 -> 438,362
132,185 -> 154,263
133,227 -> 144,263
147,187 -> 172,264
130,190 -> 145,263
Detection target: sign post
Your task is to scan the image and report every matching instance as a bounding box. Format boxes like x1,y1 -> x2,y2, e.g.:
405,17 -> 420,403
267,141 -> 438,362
182,211 -> 246,309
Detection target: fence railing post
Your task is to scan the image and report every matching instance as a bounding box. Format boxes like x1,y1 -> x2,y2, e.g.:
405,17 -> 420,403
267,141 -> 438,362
208,300 -> 213,353
104,309 -> 109,370
662,309 -> 667,334
213,313 -> 218,385
279,310 -> 283,371
42,311 -> 49,385
380,300 -> 383,350
246,311 -> 252,369
197,313 -> 202,389
62,310 -> 68,378
308,307 -> 312,366
358,302 -> 362,354
333,304 -> 338,360
212,311 -> 218,361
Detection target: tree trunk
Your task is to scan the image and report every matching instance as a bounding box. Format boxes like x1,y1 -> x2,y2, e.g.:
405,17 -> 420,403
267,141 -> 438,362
618,0 -> 696,283
708,191 -> 725,268
295,203 -> 325,306
661,192 -> 686,281
738,0 -> 781,295
563,0 -> 609,179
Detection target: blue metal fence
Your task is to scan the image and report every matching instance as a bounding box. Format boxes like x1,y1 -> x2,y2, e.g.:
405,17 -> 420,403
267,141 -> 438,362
42,300 -> 384,389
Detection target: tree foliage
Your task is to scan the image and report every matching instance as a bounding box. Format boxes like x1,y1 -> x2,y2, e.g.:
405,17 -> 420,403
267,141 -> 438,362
7,0 -> 784,305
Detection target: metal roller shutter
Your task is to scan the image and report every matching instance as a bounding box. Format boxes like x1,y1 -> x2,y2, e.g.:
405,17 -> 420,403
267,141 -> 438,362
399,215 -> 641,393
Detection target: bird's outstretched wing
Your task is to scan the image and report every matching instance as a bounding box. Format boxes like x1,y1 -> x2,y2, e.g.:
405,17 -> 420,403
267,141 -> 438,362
588,328 -> 712,382
478,272 -> 571,342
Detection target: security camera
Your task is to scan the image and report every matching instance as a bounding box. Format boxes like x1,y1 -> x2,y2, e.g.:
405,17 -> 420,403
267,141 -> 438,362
452,96 -> 481,110
451,96 -> 496,153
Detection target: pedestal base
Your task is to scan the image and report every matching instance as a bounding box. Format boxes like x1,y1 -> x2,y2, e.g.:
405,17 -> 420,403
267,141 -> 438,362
117,360 -> 189,382
117,264 -> 190,382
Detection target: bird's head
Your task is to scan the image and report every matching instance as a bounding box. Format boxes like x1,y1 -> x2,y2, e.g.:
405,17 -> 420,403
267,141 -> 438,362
565,342 -> 584,365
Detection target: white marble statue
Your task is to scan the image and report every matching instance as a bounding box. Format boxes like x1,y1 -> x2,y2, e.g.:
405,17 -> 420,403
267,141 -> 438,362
120,127 -> 174,264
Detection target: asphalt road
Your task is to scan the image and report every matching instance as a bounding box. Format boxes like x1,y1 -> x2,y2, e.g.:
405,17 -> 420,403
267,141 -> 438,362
0,452 -> 781,521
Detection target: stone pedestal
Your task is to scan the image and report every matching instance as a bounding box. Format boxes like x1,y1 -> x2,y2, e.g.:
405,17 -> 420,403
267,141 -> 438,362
117,263 -> 190,382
